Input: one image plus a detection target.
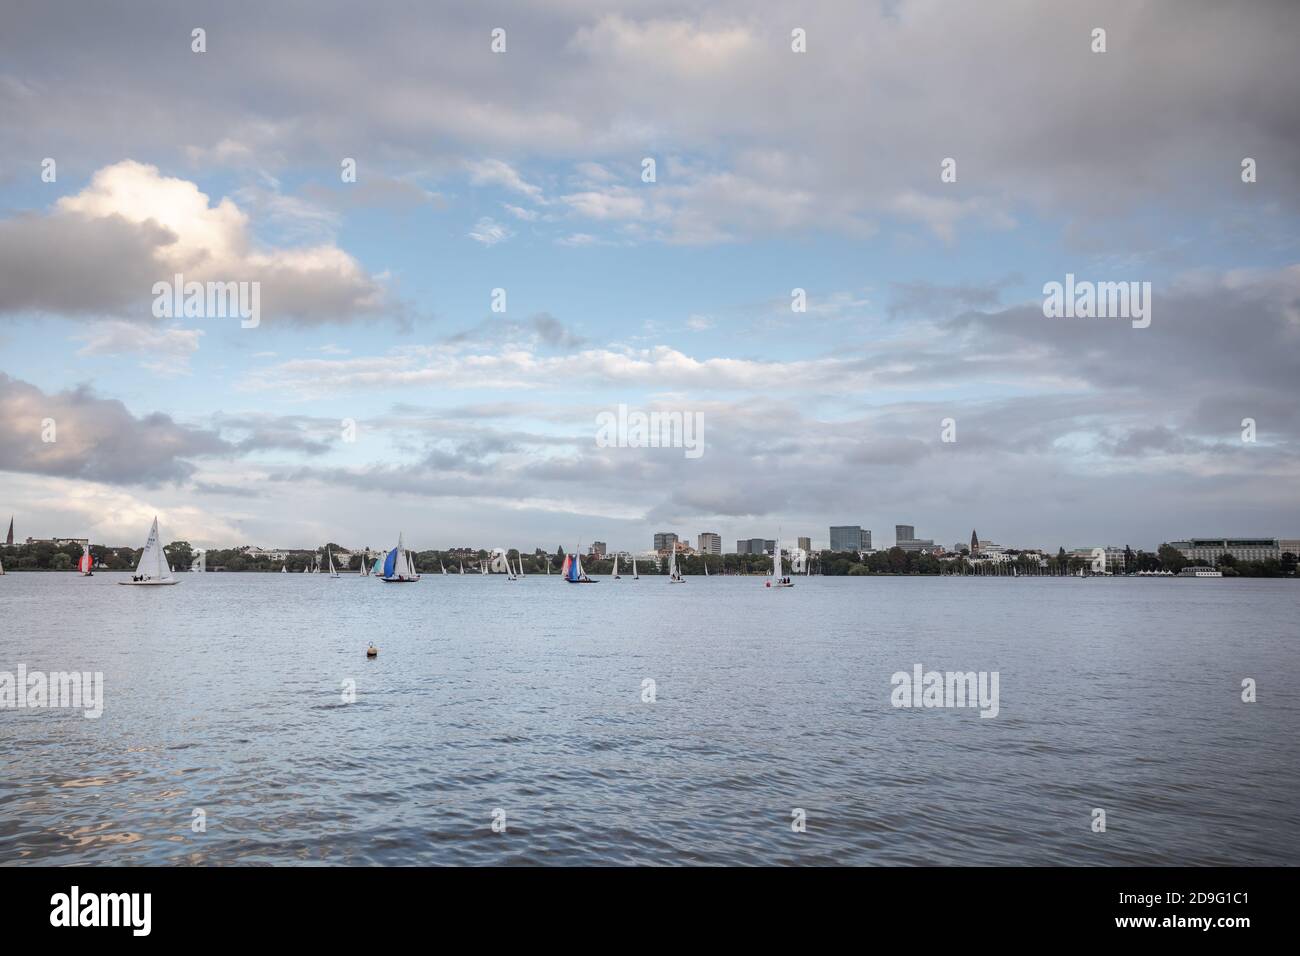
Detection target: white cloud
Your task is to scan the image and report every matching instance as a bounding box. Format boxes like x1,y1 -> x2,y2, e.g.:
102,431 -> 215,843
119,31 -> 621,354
468,216 -> 514,246
0,161 -> 390,324
466,158 -> 544,201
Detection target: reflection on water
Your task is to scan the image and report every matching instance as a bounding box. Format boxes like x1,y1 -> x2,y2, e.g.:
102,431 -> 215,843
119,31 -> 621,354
1,573 -> 1297,865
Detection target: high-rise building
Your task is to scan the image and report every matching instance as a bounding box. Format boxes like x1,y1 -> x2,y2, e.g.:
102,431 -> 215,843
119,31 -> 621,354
797,536 -> 811,553
896,525 -> 915,545
589,541 -> 607,557
653,532 -> 678,552
860,529 -> 872,550
736,539 -> 750,555
830,526 -> 863,551
697,532 -> 721,555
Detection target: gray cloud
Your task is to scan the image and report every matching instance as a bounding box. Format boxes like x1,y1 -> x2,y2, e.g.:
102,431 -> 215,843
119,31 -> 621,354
2,2 -> 1297,247
0,373 -> 230,484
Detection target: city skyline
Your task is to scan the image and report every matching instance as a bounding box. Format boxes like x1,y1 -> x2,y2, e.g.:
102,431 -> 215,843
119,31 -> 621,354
2,2 -> 1298,554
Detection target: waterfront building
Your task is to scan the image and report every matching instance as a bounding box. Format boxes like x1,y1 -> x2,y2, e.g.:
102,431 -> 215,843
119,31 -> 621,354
697,532 -> 722,555
1069,546 -> 1128,571
589,541 -> 607,557
1278,539 -> 1299,557
797,536 -> 811,553
896,525 -> 915,545
1170,538 -> 1280,564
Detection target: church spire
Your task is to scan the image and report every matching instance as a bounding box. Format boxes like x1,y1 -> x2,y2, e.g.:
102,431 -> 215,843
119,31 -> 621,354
970,528 -> 979,553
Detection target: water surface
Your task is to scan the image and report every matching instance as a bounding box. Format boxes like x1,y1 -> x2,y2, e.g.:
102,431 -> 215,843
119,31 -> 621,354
1,573 -> 1296,865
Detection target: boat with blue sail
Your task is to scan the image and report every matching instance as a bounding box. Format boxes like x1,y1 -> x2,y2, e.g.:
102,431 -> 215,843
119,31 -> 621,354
561,548 -> 596,583
380,532 -> 420,583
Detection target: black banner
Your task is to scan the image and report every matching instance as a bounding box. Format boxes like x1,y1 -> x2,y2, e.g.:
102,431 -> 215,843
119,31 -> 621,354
0,866 -> 1280,941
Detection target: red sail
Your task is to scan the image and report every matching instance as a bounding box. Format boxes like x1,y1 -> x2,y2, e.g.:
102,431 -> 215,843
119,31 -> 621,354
78,552 -> 92,573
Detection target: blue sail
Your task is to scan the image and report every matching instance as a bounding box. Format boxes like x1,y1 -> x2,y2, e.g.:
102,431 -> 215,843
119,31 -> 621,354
383,548 -> 397,579
565,555 -> 580,582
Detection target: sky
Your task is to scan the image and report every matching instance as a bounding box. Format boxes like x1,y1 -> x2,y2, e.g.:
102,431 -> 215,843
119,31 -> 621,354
1,0 -> 1298,554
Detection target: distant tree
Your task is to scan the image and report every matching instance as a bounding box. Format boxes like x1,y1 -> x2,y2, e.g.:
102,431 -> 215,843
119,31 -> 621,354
1156,543 -> 1187,573
51,552 -> 72,570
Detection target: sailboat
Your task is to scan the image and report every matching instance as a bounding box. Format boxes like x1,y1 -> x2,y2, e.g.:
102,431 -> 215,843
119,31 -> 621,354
668,546 -> 685,583
407,550 -> 418,575
359,552 -> 370,577
561,548 -> 596,583
78,543 -> 93,577
704,560 -> 709,578
327,548 -> 340,579
371,555 -> 384,576
612,554 -> 621,580
632,555 -> 639,580
440,559 -> 447,575
380,533 -> 420,583
281,564 -> 288,573
516,556 -> 525,578
119,517 -> 179,586
766,539 -> 794,588
459,560 -> 465,575
0,557 -> 5,575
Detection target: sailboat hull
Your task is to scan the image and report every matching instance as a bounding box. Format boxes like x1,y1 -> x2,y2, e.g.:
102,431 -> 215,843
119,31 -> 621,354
380,577 -> 420,583
119,579 -> 180,586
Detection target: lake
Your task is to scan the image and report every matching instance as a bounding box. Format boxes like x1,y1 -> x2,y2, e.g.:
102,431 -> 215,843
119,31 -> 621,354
1,572 -> 1296,865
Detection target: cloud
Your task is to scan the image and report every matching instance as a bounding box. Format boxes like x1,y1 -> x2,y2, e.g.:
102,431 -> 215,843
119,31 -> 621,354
0,372 -> 230,484
466,159 -> 544,201
0,161 -> 390,324
74,320 -> 204,377
468,216 -> 513,245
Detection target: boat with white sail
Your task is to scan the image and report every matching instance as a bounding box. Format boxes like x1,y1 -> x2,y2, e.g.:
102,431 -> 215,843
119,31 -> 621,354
119,517 -> 179,586
380,533 -> 420,583
78,543 -> 93,576
766,538 -> 794,587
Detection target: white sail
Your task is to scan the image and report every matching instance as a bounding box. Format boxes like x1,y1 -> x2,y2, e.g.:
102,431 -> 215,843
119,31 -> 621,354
135,517 -> 172,580
328,548 -> 339,578
772,541 -> 781,578
459,561 -> 465,574
632,555 -> 638,579
393,533 -> 409,577
613,554 -> 620,578
440,560 -> 447,575
489,549 -> 511,573
668,546 -> 683,582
